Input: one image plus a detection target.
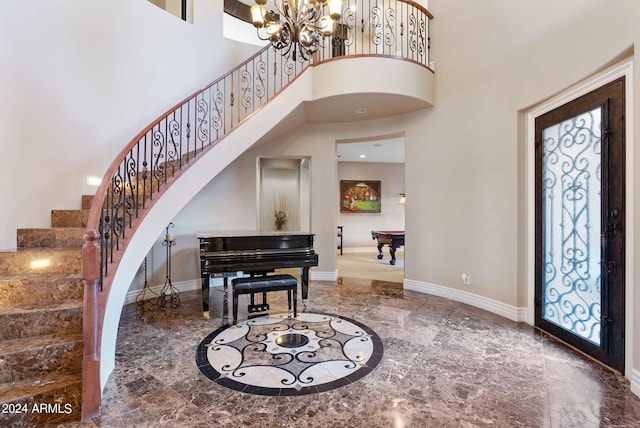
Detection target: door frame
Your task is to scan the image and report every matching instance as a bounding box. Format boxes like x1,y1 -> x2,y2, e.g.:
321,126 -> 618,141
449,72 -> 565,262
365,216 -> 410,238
525,59 -> 634,375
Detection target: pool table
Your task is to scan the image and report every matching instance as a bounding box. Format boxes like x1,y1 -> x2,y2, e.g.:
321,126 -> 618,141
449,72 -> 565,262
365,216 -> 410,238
371,230 -> 405,265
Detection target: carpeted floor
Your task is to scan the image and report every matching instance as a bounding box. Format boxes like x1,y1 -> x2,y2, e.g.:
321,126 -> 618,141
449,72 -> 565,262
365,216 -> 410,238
337,247 -> 404,283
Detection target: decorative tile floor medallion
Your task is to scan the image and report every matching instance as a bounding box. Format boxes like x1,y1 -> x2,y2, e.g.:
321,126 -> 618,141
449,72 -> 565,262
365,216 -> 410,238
196,312 -> 383,396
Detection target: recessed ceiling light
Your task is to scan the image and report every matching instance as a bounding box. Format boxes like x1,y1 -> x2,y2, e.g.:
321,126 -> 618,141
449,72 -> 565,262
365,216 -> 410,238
355,107 -> 367,114
359,154 -> 366,158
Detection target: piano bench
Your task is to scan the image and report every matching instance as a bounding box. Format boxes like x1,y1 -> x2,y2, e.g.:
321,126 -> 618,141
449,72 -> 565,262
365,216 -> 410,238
231,274 -> 298,325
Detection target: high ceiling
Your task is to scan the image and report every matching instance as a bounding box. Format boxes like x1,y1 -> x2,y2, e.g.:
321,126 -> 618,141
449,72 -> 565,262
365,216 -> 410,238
228,0 -> 411,165
303,93 -> 429,124
337,137 -> 405,163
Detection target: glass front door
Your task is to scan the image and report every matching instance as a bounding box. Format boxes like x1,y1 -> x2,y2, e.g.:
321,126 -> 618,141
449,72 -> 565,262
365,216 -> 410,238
535,77 -> 625,372
540,107 -> 603,345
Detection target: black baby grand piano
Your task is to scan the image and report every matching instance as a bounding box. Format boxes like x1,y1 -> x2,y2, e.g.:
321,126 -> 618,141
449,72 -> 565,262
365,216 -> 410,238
197,231 -> 319,319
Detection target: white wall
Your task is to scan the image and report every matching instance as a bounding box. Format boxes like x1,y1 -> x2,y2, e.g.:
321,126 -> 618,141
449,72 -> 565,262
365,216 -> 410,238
414,0 -> 639,387
0,0 -> 260,249
338,161 -> 405,247
405,0 -> 638,305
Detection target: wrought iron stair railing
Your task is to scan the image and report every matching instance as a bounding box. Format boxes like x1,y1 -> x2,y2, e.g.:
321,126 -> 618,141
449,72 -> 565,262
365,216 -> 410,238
81,0 -> 432,420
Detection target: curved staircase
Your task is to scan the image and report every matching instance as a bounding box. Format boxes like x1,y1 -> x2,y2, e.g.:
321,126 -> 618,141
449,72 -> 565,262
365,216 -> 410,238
1,1 -> 434,423
0,197 -> 92,425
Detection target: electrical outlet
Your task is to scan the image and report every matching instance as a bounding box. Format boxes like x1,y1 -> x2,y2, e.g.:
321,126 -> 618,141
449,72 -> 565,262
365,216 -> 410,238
461,273 -> 470,285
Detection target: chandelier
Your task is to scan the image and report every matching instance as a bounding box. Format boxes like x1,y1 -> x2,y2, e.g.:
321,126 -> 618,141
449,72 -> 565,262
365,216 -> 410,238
250,0 -> 343,61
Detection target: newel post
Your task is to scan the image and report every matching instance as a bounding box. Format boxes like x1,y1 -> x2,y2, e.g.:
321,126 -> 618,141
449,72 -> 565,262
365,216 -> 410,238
81,229 -> 102,420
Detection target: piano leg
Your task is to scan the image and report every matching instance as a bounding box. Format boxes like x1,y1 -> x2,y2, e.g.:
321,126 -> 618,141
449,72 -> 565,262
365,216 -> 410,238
301,266 -> 310,310
201,274 -> 210,319
222,277 -> 229,325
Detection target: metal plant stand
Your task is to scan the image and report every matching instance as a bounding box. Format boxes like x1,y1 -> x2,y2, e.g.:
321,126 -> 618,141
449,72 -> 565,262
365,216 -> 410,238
135,256 -> 159,308
158,223 -> 180,308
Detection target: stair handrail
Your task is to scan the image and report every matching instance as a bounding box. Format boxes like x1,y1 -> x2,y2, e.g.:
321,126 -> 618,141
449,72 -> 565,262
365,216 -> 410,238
90,42 -> 312,279
81,0 -> 433,420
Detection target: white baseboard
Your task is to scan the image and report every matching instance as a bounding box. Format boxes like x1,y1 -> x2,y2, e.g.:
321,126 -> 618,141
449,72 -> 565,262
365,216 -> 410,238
311,270 -> 338,281
125,279 -> 200,305
342,246 -> 404,255
631,369 -> 640,398
126,271 -> 338,305
403,279 -> 527,323
133,276 -> 523,322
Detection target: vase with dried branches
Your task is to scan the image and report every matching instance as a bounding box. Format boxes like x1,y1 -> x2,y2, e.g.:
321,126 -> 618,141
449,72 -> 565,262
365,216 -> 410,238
274,193 -> 288,231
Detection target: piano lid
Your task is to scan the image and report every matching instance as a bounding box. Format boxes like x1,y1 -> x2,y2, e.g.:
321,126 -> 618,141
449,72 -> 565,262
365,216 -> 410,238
196,230 -> 315,239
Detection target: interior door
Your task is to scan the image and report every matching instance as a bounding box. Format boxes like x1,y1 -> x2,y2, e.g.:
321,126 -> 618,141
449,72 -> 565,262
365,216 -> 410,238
535,77 -> 625,372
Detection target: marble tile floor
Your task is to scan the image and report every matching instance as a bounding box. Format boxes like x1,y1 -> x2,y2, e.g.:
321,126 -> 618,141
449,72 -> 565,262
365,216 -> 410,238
195,312 -> 384,396
68,277 -> 640,428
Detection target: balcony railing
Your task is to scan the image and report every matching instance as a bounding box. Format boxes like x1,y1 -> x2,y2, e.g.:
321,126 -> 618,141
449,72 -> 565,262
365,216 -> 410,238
317,0 -> 432,67
81,0 -> 432,419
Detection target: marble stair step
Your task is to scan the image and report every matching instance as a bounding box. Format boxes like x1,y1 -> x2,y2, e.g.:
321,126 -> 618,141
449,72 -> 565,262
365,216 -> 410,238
0,273 -> 83,305
0,334 -> 83,385
46,195 -> 96,225
79,153 -> 201,213
81,194 -> 94,209
51,203 -> 151,228
0,372 -> 81,426
51,209 -> 89,228
17,228 -> 85,249
0,299 -> 82,340
125,176 -> 164,193
104,172 -> 180,196
0,248 -> 81,275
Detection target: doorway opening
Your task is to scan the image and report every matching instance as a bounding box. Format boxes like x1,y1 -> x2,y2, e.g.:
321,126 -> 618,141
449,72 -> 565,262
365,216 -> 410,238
336,133 -> 405,284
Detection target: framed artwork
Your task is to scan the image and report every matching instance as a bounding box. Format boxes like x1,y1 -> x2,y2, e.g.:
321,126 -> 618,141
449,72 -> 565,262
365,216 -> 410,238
340,180 -> 381,213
